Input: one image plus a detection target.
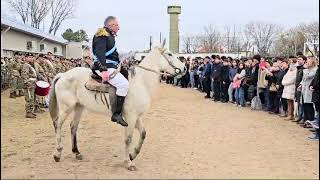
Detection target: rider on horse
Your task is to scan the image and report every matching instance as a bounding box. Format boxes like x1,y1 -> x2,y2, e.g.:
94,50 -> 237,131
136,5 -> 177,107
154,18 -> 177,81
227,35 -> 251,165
91,16 -> 129,127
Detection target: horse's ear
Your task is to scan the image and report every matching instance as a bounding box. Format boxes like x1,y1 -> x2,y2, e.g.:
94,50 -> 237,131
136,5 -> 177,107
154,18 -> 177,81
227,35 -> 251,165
161,38 -> 166,48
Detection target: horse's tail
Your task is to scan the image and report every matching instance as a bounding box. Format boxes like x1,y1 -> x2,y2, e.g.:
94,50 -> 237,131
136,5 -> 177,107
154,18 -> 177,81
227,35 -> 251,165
49,73 -> 62,130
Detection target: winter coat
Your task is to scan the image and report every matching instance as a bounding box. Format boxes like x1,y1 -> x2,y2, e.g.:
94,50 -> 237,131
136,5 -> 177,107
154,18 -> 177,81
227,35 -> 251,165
221,65 -> 230,83
295,65 -> 304,101
257,68 -> 268,88
249,65 -> 259,86
311,66 -> 319,103
301,66 -> 318,103
203,63 -> 212,79
265,70 -> 282,92
281,67 -> 297,100
277,69 -> 287,96
212,63 -> 222,81
229,67 -> 237,82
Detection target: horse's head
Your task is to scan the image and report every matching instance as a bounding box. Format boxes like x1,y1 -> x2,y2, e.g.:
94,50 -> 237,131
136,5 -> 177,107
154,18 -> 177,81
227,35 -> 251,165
151,39 -> 186,78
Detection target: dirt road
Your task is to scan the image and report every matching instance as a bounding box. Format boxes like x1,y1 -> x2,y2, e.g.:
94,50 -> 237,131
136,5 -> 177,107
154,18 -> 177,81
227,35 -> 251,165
1,84 -> 319,179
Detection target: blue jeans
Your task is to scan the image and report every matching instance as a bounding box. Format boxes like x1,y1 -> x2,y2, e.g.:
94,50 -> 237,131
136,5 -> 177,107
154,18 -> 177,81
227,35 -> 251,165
264,88 -> 271,111
189,71 -> 195,88
298,101 -> 304,120
235,87 -> 245,106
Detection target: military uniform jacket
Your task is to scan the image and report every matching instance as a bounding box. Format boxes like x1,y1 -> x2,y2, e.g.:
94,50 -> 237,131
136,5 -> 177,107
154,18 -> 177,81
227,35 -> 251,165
34,62 -> 46,81
92,27 -> 120,69
21,63 -> 37,88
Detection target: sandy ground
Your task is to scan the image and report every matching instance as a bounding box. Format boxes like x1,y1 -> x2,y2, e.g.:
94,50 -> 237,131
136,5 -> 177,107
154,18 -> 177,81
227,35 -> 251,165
1,84 -> 319,179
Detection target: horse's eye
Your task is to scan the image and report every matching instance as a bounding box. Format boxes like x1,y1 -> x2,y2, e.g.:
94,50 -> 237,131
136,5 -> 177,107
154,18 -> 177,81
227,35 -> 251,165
168,53 -> 173,56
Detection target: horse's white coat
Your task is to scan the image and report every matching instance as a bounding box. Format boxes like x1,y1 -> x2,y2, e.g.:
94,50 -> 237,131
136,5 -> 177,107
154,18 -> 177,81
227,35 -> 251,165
49,44 -> 186,170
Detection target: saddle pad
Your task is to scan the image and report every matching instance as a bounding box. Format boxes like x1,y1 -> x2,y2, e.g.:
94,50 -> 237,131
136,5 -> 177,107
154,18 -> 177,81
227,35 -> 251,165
85,78 -> 110,93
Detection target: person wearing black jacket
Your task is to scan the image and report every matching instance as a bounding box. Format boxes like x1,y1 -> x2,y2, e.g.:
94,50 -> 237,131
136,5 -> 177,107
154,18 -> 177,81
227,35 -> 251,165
266,64 -> 282,114
293,55 -> 306,122
220,59 -> 230,103
193,61 -> 200,89
181,60 -> 190,88
203,57 -> 212,98
246,55 -> 260,101
91,16 -> 128,127
212,57 -> 222,101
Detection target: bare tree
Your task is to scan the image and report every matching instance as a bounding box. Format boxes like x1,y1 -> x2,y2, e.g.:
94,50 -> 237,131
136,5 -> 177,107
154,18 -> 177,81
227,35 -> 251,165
223,25 -> 231,53
7,0 -> 30,24
298,22 -> 319,56
244,22 -> 281,56
182,35 -> 192,53
182,35 -> 201,53
8,0 -> 51,28
201,24 -> 221,52
48,0 -> 77,35
271,26 -> 306,57
29,0 -> 52,28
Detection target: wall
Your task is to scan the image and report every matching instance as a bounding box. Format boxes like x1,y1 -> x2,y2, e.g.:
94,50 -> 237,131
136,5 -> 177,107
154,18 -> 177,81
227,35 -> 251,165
66,42 -> 83,59
1,28 -> 66,57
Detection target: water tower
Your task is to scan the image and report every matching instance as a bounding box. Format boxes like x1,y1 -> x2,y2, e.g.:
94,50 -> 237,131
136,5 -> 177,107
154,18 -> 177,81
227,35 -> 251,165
167,5 -> 181,53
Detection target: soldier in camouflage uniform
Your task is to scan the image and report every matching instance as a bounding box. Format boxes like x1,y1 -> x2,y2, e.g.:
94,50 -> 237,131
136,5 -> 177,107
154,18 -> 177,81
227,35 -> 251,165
1,58 -> 8,91
61,58 -> 68,72
52,57 -> 61,74
15,55 -> 25,97
21,53 -> 37,118
8,54 -> 20,98
33,57 -> 47,113
42,55 -> 55,84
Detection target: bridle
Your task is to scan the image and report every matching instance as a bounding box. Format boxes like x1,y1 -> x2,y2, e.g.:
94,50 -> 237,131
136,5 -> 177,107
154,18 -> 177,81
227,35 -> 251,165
134,49 -> 184,77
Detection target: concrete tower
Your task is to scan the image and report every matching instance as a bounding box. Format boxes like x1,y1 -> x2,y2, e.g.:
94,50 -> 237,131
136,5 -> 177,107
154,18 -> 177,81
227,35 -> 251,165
167,5 -> 181,53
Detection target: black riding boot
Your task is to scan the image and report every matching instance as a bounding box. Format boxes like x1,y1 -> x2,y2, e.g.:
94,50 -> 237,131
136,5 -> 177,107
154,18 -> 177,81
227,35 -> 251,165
111,96 -> 128,127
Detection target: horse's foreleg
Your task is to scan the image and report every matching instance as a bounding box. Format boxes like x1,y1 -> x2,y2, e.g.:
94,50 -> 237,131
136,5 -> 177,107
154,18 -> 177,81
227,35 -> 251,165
124,115 -> 137,171
129,117 -> 146,161
53,106 -> 73,162
70,104 -> 84,160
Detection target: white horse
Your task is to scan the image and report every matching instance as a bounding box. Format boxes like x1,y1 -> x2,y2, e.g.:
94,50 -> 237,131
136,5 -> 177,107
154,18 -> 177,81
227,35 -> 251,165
48,42 -> 186,170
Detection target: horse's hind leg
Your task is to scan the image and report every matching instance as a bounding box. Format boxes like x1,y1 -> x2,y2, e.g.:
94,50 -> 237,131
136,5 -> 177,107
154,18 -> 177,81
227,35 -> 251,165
129,117 -> 146,161
53,105 -> 73,162
70,104 -> 84,160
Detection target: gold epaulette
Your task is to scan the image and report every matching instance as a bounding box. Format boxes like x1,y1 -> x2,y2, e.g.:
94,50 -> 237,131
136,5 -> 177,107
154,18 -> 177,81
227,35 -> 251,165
95,28 -> 109,37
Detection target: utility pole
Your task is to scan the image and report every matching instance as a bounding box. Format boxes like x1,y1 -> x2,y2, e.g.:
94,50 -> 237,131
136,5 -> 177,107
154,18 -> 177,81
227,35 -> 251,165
160,32 -> 162,44
149,36 -> 152,51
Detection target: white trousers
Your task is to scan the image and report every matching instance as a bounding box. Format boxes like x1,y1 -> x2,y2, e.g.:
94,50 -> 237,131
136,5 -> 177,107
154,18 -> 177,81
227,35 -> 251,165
106,68 -> 129,96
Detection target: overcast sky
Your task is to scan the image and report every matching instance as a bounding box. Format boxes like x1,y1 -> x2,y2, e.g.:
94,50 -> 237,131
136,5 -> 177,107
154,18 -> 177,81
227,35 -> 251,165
2,0 -> 319,52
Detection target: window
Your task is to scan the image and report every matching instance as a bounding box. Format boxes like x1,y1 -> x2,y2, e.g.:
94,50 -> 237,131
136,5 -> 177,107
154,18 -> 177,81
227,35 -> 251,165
54,47 -> 57,53
40,44 -> 45,51
27,41 -> 32,50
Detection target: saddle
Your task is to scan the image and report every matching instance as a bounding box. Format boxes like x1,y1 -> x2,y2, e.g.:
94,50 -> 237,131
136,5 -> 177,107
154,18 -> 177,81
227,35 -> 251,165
85,73 -> 110,93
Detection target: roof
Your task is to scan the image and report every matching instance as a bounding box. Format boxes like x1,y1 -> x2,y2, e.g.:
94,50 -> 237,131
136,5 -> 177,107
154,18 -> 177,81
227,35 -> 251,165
1,15 -> 67,45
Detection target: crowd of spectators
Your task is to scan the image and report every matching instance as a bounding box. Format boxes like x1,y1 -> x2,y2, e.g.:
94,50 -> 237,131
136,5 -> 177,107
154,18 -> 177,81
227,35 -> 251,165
163,53 -> 319,141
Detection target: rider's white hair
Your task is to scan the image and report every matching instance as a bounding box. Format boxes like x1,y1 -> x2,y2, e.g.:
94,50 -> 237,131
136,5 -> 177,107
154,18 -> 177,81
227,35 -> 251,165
104,16 -> 116,27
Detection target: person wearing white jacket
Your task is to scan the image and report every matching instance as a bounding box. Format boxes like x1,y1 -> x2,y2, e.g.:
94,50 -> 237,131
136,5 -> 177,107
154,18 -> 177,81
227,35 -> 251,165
282,64 -> 297,120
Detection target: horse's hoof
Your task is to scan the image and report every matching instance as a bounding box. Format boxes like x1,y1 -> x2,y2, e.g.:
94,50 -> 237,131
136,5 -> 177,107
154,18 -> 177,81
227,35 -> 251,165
127,165 -> 137,171
53,155 -> 60,162
75,154 -> 83,160
129,154 -> 134,161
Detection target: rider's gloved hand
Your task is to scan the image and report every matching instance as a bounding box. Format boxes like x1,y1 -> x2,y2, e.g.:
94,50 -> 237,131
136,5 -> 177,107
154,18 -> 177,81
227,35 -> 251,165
101,71 -> 110,82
